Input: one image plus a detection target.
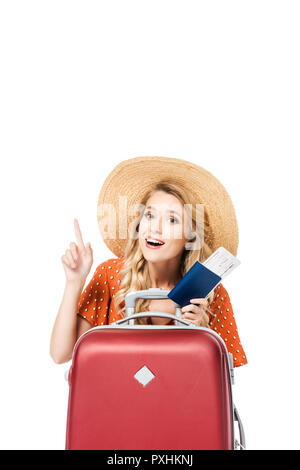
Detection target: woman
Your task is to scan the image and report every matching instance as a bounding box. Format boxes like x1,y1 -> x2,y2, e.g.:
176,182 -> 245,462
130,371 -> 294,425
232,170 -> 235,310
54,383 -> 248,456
50,156 -> 247,368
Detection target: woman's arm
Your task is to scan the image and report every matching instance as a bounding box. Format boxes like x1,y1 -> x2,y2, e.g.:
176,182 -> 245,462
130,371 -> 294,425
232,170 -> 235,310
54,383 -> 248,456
50,279 -> 92,363
50,219 -> 93,364
209,283 -> 248,367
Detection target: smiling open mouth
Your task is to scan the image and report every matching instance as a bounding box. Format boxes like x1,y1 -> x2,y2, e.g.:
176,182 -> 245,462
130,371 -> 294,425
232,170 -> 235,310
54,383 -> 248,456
145,238 -> 165,248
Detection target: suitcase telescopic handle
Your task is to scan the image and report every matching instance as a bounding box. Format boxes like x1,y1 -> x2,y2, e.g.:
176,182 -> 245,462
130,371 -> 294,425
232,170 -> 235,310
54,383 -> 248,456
113,312 -> 195,327
124,288 -> 182,326
125,288 -> 179,307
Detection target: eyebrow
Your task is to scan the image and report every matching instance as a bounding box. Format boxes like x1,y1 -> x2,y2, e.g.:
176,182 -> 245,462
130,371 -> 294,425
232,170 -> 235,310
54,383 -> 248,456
146,205 -> 182,217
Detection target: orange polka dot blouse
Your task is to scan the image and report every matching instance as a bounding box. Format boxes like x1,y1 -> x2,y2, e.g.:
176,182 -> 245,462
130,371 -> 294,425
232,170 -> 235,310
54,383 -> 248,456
77,257 -> 248,368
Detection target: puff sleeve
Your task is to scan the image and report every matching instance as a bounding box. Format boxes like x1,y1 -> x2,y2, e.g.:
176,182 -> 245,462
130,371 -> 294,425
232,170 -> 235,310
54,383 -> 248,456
77,261 -> 110,327
209,283 -> 248,368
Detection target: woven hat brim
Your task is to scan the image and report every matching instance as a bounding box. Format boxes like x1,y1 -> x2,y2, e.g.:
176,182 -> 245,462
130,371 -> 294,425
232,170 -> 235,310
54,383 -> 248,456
97,156 -> 238,258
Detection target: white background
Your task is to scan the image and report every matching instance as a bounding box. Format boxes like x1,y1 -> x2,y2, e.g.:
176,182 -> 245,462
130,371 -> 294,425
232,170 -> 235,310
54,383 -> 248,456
0,1 -> 299,450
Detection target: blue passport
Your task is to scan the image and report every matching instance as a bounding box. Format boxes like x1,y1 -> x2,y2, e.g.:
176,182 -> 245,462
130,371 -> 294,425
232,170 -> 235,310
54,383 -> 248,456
167,261 -> 222,307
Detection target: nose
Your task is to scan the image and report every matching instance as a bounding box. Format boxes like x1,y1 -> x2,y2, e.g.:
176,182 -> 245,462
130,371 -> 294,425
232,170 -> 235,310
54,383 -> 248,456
150,214 -> 162,235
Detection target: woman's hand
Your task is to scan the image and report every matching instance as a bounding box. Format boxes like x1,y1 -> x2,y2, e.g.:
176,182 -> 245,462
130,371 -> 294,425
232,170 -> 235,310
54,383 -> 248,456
61,219 -> 93,284
181,298 -> 209,326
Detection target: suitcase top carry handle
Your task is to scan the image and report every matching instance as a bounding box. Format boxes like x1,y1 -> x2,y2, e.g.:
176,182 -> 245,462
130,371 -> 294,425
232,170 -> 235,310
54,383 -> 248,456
113,312 -> 195,327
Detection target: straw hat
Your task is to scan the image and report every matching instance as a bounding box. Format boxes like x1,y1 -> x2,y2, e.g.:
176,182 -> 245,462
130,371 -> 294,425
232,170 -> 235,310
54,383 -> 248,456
97,156 -> 239,258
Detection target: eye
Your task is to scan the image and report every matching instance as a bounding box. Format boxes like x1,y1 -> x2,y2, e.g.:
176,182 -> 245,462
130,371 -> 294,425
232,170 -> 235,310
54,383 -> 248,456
169,216 -> 179,224
144,211 -> 154,219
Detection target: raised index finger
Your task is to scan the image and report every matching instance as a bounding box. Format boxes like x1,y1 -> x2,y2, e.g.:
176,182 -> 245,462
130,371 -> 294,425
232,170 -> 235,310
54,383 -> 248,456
74,218 -> 85,251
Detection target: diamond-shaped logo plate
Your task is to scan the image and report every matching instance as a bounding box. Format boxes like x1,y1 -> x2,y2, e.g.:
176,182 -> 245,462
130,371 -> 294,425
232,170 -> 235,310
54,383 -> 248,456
134,365 -> 155,386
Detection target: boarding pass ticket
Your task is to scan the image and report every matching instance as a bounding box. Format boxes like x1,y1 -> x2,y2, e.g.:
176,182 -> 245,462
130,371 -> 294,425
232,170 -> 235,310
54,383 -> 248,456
202,246 -> 241,280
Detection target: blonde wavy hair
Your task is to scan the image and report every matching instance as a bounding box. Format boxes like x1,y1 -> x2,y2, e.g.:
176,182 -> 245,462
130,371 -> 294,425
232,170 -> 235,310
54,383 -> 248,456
114,180 -> 216,326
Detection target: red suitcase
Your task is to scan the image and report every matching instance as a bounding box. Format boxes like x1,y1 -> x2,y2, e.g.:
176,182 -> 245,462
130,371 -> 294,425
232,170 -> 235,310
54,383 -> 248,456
65,288 -> 245,450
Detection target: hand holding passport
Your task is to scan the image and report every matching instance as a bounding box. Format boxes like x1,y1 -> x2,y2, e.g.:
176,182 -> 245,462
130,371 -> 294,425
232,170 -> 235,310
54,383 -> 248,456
167,247 -> 240,307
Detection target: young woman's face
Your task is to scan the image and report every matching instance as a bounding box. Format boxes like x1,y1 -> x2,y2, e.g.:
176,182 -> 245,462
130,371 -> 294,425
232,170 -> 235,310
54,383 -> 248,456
138,191 -> 188,263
